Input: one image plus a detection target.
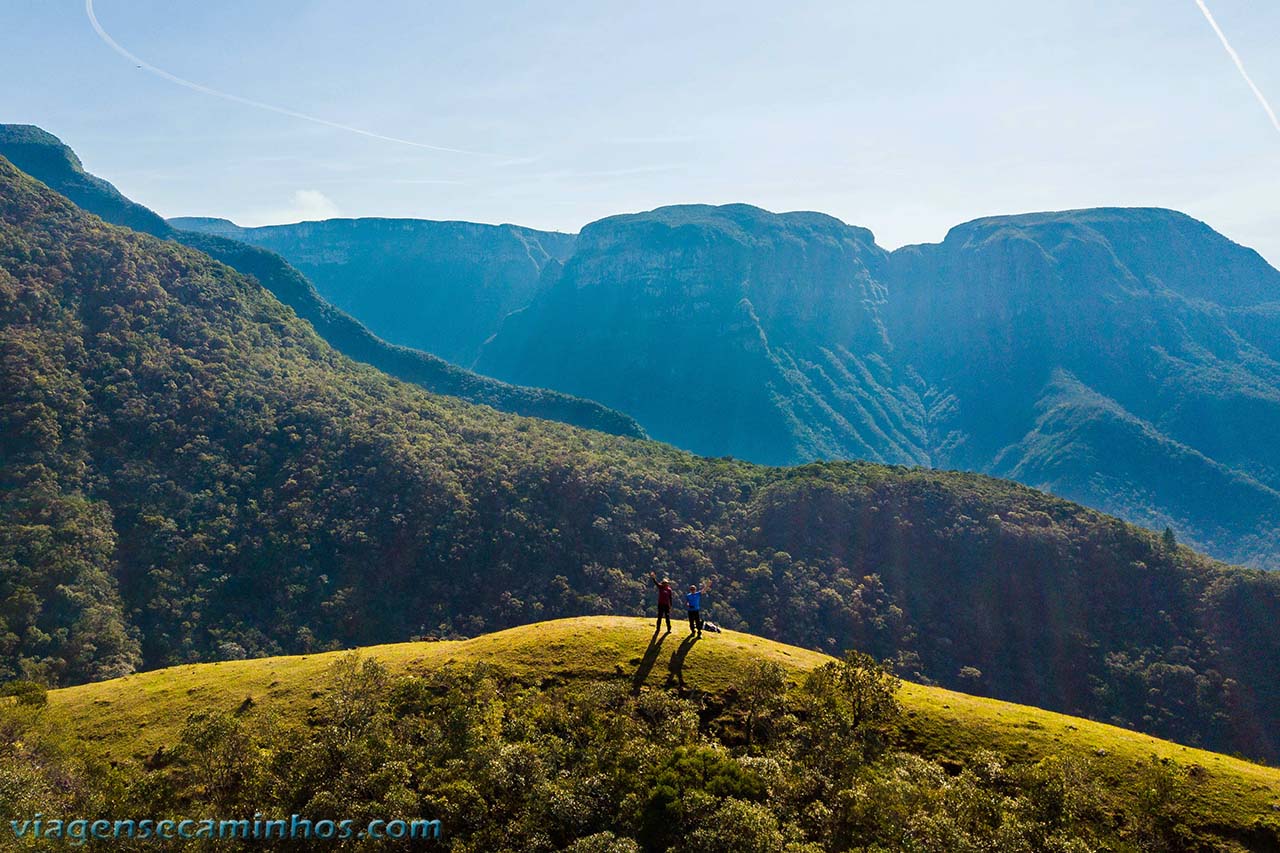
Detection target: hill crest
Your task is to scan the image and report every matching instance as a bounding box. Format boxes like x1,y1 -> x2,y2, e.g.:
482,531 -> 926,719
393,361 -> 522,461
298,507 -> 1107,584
40,616 -> 1280,847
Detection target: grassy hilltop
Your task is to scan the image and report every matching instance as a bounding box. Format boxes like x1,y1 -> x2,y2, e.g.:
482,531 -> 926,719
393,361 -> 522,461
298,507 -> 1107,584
14,617 -> 1279,851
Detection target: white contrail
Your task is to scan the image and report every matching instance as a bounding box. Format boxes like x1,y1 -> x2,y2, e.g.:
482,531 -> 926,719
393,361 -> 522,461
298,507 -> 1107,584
1193,0 -> 1280,136
84,0 -> 496,156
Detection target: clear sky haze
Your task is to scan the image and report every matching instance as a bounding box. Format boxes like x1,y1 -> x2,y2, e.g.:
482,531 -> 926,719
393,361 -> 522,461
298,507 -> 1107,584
4,0 -> 1279,263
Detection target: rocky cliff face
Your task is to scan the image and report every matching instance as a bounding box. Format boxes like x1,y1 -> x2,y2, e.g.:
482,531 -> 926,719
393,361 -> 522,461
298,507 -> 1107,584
478,204 -> 928,465
174,216 -> 577,367
881,208 -> 1280,566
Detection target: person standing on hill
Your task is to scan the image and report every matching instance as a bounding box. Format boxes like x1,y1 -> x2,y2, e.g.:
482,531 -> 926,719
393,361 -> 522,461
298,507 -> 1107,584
649,571 -> 674,633
685,580 -> 710,638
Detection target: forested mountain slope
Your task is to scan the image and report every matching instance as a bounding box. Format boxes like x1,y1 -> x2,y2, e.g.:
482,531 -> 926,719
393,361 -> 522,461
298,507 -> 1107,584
0,124 -> 642,438
886,209 -> 1280,568
3,156 -> 1280,761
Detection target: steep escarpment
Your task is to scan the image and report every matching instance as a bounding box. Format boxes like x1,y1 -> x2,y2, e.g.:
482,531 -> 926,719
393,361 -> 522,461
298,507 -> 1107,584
173,215 -> 576,367
479,204 -> 925,465
885,208 -> 1280,566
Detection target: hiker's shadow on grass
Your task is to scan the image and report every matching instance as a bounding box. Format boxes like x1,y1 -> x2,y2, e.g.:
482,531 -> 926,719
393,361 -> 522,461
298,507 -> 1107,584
665,633 -> 698,691
630,628 -> 668,694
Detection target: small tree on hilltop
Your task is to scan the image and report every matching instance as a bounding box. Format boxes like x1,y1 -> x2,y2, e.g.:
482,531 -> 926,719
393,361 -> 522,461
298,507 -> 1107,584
0,680 -> 48,708
799,649 -> 902,770
739,659 -> 788,748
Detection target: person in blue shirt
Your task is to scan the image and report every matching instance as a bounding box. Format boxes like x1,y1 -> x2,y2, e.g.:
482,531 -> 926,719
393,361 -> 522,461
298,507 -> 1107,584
684,580 -> 711,638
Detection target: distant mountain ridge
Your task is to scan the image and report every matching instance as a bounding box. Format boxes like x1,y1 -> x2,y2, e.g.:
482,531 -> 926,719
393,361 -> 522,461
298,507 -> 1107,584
171,215 -> 577,366
477,203 -> 921,465
0,124 -> 643,438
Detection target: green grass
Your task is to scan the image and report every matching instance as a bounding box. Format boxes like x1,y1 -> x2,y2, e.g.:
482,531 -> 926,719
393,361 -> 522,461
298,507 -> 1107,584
40,616 -> 1280,838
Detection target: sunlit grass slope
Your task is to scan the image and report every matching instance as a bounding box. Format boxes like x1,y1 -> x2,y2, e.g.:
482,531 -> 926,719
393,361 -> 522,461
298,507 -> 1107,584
45,617 -> 1280,838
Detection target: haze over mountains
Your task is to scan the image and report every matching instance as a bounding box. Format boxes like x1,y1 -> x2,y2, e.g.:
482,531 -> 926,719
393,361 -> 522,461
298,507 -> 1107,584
480,205 -> 905,465
6,145 -> 1280,761
888,210 -> 1280,569
171,215 -> 577,366
180,198 -> 1280,569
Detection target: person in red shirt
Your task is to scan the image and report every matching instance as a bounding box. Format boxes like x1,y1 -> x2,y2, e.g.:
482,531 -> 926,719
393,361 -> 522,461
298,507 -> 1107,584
649,571 -> 674,633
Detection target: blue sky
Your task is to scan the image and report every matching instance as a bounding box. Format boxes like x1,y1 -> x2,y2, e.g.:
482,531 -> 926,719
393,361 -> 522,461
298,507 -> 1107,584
4,1 -> 1279,263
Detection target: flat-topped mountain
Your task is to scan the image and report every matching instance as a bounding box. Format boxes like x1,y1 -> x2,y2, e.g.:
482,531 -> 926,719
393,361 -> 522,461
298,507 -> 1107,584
478,204 -> 917,465
932,207 -> 1280,307
886,207 -> 1280,567
173,214 -> 577,366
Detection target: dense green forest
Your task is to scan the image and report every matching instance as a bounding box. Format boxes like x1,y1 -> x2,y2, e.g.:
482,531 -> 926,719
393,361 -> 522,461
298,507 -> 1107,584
2,156 -> 1280,764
